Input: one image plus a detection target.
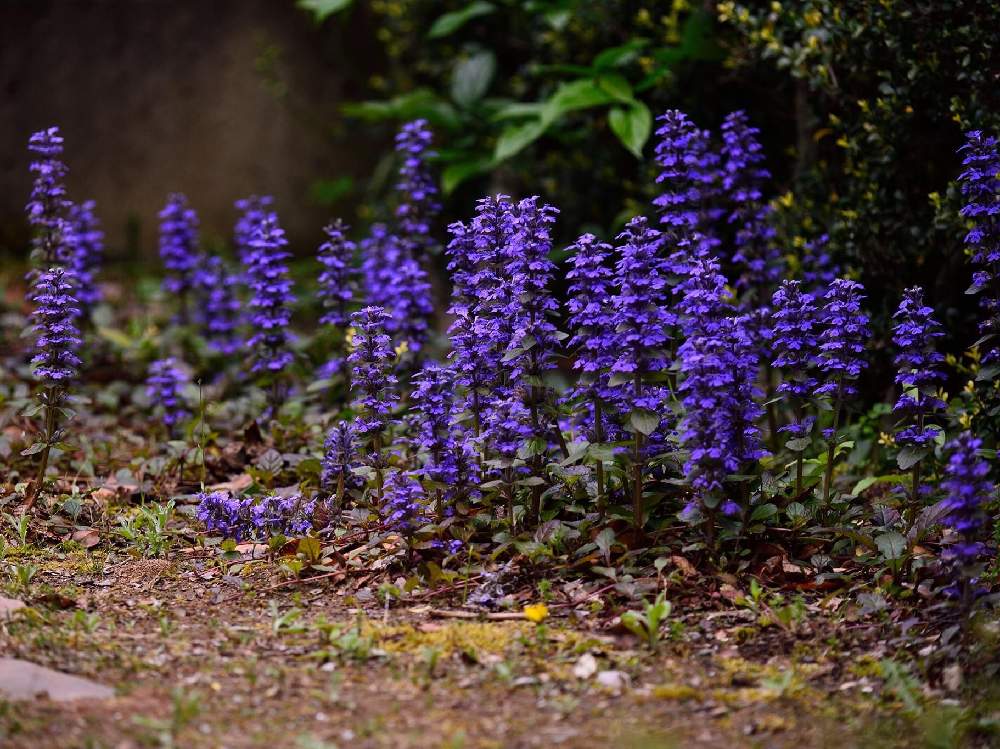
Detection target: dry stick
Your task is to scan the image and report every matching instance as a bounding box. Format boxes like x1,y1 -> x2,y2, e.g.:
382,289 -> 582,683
218,568 -> 347,604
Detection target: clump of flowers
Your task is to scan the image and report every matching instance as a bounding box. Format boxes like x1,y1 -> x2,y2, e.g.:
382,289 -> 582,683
158,193 -> 201,316
395,119 -> 440,250
322,421 -> 361,510
816,278 -> 870,503
26,127 -> 71,267
770,279 -> 821,492
892,286 -> 947,501
67,200 -> 104,310
958,130 -> 1000,367
243,214 -> 296,398
382,470 -> 429,537
939,432 -> 995,604
146,358 -> 191,431
348,306 -> 398,501
654,109 -> 720,251
677,256 -> 764,523
196,491 -> 316,542
26,266 -> 82,503
720,110 -> 783,293
194,255 -> 242,355
234,195 -> 275,266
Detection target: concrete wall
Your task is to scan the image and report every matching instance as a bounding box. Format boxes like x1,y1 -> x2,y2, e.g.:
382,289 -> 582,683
0,0 -> 380,262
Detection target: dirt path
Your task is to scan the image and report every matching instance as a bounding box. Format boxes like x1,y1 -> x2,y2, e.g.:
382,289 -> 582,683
1,540 -> 947,749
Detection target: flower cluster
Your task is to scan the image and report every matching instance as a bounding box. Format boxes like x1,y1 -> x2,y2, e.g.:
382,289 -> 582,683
26,127 -> 71,266
382,470 -> 429,536
194,255 -> 242,355
317,219 -> 357,328
321,421 -> 362,500
158,193 -> 200,300
29,267 -> 82,386
770,280 -> 820,438
244,215 -> 295,375
395,119 -> 440,247
410,363 -> 457,483
816,279 -> 870,401
940,432 -> 994,597
678,256 -> 764,514
67,200 -> 104,309
146,358 -> 190,428
891,287 -> 946,448
720,110 -> 783,291
958,130 -> 1000,365
654,110 -> 720,242
197,491 -> 316,542
234,195 -> 275,266
348,306 -> 398,443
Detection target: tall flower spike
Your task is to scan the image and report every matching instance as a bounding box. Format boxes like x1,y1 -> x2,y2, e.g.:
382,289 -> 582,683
146,358 -> 191,429
395,119 -> 441,249
565,233 -> 621,440
892,287 -> 946,449
194,255 -> 242,355
322,421 -> 362,502
382,470 -> 429,537
770,280 -> 820,438
67,200 -> 104,309
26,127 -> 71,267
940,432 -> 994,600
410,363 -> 456,483
800,234 -> 840,298
958,130 -> 1000,365
348,306 -> 398,444
30,267 -> 82,385
234,195 -> 275,267
816,279 -> 870,401
158,193 -> 200,303
318,219 -> 357,328
720,110 -> 783,291
244,215 -> 296,376
678,257 -> 764,517
653,109 -> 721,252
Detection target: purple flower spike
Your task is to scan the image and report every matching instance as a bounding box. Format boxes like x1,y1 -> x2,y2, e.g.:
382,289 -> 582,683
244,215 -> 296,375
678,256 -> 764,511
194,255 -> 242,355
395,119 -> 441,248
383,470 -> 430,536
940,432 -> 994,599
146,357 -> 190,428
958,130 -> 1000,365
30,267 -> 82,385
158,193 -> 200,299
720,110 -> 783,290
26,127 -> 71,267
770,280 -> 821,438
322,421 -> 362,498
234,195 -> 275,267
67,200 -> 104,309
816,279 -> 870,400
654,110 -> 721,252
348,306 -> 398,443
318,219 -> 357,328
892,287 -> 946,448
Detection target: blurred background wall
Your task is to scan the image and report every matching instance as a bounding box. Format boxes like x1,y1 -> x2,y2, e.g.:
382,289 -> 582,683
0,0 -> 380,262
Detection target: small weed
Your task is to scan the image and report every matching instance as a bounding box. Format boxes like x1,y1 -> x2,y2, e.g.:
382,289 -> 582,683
621,592 -> 673,650
116,501 -> 173,558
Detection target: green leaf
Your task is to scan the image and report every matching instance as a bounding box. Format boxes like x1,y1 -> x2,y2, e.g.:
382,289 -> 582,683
629,407 -> 661,437
298,536 -> 321,562
428,1 -> 495,39
850,475 -> 878,497
541,79 -> 616,126
296,0 -> 353,22
595,73 -> 633,102
785,436 -> 812,452
896,446 -> 928,471
593,39 -> 649,70
20,442 -> 47,456
875,531 -> 907,561
608,102 -> 652,158
750,503 -> 778,522
494,119 -> 546,161
451,50 -> 496,107
442,156 -> 494,194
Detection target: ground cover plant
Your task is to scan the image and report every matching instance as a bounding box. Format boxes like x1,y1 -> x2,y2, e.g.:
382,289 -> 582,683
2,48 -> 1000,749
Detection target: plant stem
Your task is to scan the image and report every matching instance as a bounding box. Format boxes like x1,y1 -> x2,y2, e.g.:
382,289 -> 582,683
26,387 -> 59,510
822,382 -> 845,508
593,397 -> 606,518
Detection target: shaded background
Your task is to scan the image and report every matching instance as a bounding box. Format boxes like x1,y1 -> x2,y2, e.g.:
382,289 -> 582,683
0,0 -> 381,261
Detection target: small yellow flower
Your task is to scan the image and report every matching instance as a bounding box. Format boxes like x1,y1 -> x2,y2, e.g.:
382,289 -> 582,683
523,603 -> 549,624
395,339 -> 410,357
878,431 -> 895,448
